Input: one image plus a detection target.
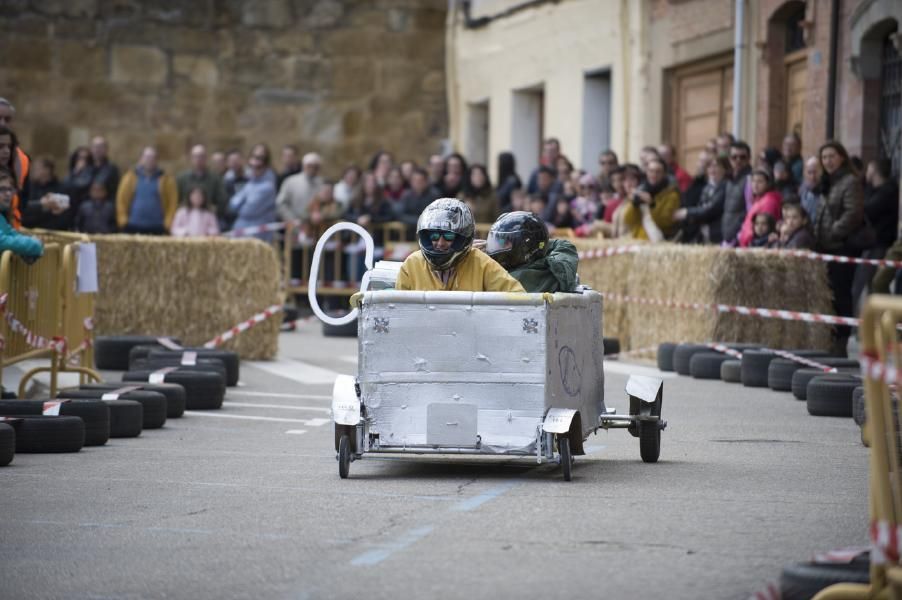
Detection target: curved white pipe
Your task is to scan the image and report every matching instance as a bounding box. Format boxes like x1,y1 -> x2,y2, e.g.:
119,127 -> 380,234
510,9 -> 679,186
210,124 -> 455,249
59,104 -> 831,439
308,222 -> 375,326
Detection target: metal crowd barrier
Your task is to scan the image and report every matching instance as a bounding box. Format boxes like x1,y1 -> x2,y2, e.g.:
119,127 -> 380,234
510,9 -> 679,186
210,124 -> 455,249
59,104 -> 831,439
814,294 -> 902,599
1,231 -> 100,397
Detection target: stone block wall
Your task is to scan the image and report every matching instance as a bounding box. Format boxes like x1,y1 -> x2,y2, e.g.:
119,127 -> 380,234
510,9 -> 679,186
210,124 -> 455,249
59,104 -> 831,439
0,0 -> 448,178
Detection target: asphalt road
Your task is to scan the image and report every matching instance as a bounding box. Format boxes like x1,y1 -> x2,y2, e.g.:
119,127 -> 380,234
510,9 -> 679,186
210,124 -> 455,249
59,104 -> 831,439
0,321 -> 869,600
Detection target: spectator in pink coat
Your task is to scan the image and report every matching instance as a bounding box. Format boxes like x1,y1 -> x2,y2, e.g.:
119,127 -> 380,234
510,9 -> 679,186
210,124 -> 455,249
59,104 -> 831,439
171,186 -> 220,238
737,169 -> 782,247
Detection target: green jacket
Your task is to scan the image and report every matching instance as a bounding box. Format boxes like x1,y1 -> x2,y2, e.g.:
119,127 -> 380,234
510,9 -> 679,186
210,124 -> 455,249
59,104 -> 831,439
509,238 -> 579,293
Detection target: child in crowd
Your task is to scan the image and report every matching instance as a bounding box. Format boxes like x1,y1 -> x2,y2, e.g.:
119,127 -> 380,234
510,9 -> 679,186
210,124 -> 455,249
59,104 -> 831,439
75,180 -> 117,234
549,196 -> 577,229
570,174 -> 599,224
502,188 -> 528,214
0,169 -> 43,262
737,168 -> 782,247
305,183 -> 341,226
528,194 -> 547,218
170,186 -> 220,238
775,202 -> 815,249
749,212 -> 776,247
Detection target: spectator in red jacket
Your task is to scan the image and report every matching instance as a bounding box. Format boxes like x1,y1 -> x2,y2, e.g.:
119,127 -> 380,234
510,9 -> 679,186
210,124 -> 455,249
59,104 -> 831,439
658,143 -> 692,193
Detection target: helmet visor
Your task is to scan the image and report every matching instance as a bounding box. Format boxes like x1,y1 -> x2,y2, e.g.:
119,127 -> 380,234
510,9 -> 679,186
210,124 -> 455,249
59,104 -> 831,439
486,230 -> 521,255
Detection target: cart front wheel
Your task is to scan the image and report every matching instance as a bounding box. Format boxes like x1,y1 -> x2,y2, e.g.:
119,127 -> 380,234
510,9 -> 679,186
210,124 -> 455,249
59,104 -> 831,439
559,436 -> 572,481
338,434 -> 351,479
639,421 -> 660,463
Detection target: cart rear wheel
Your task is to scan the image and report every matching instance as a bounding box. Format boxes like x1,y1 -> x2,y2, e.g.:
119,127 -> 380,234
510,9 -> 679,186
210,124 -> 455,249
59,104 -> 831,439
338,434 -> 351,479
639,422 -> 660,463
559,436 -> 572,481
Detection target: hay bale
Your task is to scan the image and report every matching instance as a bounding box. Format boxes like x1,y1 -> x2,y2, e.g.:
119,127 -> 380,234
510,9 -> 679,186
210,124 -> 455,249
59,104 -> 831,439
574,241 -> 833,352
87,235 -> 281,360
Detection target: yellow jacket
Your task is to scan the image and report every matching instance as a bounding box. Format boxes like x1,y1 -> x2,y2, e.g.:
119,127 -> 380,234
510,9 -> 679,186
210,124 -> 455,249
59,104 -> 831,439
622,186 -> 680,240
116,168 -> 179,230
396,248 -> 526,292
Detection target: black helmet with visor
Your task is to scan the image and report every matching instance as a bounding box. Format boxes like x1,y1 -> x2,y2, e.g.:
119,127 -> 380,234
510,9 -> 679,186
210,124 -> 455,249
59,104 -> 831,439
486,211 -> 549,270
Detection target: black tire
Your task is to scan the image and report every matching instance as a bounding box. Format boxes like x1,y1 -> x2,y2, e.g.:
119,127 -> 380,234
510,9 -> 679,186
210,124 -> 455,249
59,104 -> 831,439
639,421 -> 661,463
104,400 -> 143,438
768,354 -> 845,392
1,388 -> 16,399
7,416 -> 85,453
689,352 -> 730,379
657,343 -> 677,372
338,434 -> 351,479
780,557 -> 869,600
0,399 -> 110,447
672,344 -> 710,376
323,318 -> 358,338
559,436 -> 572,481
720,359 -> 741,383
792,364 -> 860,400
95,335 -> 181,371
61,389 -> 166,430
852,386 -> 866,427
740,350 -> 779,388
147,349 -> 239,387
603,337 -> 620,356
807,375 -> 861,417
0,422 -> 14,466
123,370 -> 224,410
144,357 -> 228,384
71,382 -> 186,419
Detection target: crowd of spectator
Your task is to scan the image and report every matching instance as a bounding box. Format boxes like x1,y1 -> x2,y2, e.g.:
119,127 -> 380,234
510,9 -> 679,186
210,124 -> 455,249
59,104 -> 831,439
1,94 -> 900,353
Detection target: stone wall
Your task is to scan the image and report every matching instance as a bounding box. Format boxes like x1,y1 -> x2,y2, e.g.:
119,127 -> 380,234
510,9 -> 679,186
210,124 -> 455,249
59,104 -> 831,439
0,0 -> 448,178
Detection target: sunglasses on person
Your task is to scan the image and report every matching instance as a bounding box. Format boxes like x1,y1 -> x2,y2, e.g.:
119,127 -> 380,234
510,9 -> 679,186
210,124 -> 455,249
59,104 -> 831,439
429,231 -> 457,242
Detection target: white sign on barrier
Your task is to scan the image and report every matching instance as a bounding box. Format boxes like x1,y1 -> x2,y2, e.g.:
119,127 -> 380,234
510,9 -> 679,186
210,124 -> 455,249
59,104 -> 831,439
76,243 -> 98,294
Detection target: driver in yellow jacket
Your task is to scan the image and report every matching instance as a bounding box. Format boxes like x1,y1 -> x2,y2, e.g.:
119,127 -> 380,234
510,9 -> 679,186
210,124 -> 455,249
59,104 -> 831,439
395,198 -> 525,293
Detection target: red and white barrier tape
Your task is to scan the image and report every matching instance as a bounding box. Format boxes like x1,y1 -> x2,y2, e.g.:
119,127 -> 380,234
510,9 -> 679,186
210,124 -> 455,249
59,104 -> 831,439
64,317 -> 94,365
767,348 -> 837,372
576,243 -> 902,270
601,291 -> 861,328
706,343 -> 744,359
860,352 -> 900,387
223,222 -> 288,238
871,520 -> 902,565
0,292 -> 77,355
203,304 -> 283,348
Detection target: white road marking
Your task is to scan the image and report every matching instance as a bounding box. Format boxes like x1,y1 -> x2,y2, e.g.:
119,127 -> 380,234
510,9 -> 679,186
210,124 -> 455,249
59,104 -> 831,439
226,391 -> 331,400
245,359 -> 344,385
226,402 -> 331,413
184,412 -> 330,426
603,361 -> 676,379
285,430 -> 308,435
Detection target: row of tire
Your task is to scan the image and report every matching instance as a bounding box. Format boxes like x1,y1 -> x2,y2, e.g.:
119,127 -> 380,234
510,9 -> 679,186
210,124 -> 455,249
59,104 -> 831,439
0,335 -> 241,467
657,342 -> 866,429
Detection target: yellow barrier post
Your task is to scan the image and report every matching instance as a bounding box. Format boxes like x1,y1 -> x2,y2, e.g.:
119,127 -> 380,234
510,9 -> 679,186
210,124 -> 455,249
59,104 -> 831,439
813,294 -> 902,600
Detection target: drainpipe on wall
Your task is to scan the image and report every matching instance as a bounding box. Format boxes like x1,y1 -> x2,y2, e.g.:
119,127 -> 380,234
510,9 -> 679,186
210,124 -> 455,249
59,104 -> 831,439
825,0 -> 839,140
732,0 -> 745,138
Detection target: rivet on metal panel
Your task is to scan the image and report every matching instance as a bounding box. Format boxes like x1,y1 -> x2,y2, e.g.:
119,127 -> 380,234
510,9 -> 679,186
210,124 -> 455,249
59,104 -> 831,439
452,394 -> 461,401
475,353 -> 491,363
401,404 -> 407,410
521,356 -> 531,363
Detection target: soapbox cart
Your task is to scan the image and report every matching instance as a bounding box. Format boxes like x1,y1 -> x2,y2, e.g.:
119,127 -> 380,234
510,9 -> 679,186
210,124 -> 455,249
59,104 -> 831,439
330,286 -> 666,481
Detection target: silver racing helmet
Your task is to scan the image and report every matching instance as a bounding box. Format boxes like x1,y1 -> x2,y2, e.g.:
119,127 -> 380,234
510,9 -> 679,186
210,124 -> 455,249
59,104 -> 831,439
415,197 -> 475,271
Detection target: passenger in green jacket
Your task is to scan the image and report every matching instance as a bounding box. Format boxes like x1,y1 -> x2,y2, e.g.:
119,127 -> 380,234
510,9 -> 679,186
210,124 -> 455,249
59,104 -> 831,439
0,168 -> 43,263
485,211 -> 579,293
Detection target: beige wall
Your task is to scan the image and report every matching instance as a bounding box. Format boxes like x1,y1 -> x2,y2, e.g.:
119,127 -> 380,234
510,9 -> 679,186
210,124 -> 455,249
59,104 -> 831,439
447,0 -> 761,180
448,0 -> 627,180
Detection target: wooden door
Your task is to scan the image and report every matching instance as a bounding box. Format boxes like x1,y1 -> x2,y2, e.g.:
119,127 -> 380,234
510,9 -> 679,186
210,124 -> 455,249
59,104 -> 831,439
785,54 -> 807,139
669,57 -> 734,170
